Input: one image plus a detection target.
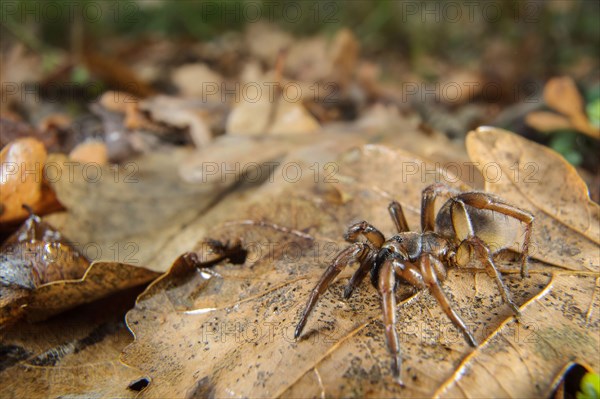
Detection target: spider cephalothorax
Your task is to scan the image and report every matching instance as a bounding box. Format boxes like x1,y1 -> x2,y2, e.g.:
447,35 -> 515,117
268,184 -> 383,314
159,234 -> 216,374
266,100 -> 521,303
294,183 -> 534,386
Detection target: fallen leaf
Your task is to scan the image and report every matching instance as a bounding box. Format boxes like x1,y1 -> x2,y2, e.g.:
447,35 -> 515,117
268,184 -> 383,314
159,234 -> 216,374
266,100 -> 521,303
139,95 -> 225,148
328,29 -> 360,91
466,126 -> 599,271
0,213 -> 158,326
0,138 -> 47,222
83,52 -> 155,98
543,76 -> 600,139
525,110 -> 573,132
120,145 -> 554,397
0,288 -> 147,398
434,274 -> 599,398
69,140 -> 109,165
172,64 -> 225,99
438,70 -> 484,105
99,91 -> 141,114
226,97 -> 320,136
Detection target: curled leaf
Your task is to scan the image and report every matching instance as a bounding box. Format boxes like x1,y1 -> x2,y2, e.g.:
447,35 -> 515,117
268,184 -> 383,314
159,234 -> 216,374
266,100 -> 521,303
543,76 -> 599,139
0,213 -> 158,326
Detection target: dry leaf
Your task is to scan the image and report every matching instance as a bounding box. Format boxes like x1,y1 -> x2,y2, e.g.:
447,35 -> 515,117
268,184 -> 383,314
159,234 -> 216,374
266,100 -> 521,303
99,91 -> 141,114
0,138 -> 47,222
438,70 -> 484,105
120,145 -> 556,397
525,111 -> 573,132
435,274 -> 599,398
466,126 -> 599,271
172,64 -> 225,99
543,76 -> 600,139
0,288 -> 147,398
69,140 -> 109,165
0,213 -> 158,326
227,97 -> 320,136
139,95 -> 225,148
328,29 -> 360,90
83,52 -> 155,98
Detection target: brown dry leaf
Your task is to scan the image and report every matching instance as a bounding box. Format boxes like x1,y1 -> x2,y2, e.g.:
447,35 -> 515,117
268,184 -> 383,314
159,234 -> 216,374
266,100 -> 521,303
543,76 -> 600,139
0,213 -> 158,326
69,140 -> 109,165
83,52 -> 155,98
99,90 -> 141,114
120,145 -> 556,398
138,95 -> 226,148
25,261 -> 158,322
466,126 -> 599,271
435,274 -> 599,398
328,29 -> 360,90
438,70 -> 484,105
172,63 -> 225,99
1,211 -> 88,327
227,97 -> 320,136
525,110 -> 573,132
0,288 -> 147,399
0,138 -> 47,222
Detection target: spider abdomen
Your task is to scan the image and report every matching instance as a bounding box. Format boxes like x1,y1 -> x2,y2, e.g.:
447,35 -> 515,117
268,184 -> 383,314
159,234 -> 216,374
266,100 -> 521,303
436,200 -> 519,252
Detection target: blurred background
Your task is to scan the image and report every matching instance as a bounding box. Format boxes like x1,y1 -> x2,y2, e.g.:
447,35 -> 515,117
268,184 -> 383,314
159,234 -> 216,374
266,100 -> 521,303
1,0 -> 599,199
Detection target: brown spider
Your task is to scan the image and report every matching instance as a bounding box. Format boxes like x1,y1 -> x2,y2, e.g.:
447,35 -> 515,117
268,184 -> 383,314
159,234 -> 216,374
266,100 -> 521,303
294,183 -> 534,386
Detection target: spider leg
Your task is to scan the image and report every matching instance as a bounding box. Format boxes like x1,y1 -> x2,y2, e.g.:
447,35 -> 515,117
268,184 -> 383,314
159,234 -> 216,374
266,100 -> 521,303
421,184 -> 462,232
454,192 -> 534,278
388,201 -> 410,233
464,236 -> 521,317
378,258 -> 404,386
449,198 -> 474,241
344,221 -> 385,248
295,243 -> 371,339
419,253 -> 478,347
343,251 -> 376,299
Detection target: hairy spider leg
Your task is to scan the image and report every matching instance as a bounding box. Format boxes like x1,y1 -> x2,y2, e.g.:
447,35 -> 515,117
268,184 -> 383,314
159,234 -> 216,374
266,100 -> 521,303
421,184 -> 462,232
419,253 -> 478,347
450,200 -> 521,316
453,192 -> 534,278
295,243 -> 372,339
343,251 -> 377,299
388,201 -> 410,233
378,258 -> 404,386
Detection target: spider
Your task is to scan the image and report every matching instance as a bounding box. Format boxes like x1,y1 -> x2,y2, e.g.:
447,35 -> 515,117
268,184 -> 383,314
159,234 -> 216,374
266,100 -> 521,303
294,183 -> 534,386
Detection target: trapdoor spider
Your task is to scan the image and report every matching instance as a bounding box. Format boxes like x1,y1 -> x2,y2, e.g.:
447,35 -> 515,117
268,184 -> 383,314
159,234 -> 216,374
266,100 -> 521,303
294,184 -> 534,386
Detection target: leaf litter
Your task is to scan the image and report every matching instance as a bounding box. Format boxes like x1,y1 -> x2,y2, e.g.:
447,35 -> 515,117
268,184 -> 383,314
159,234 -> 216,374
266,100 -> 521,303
1,17 -> 599,398
119,133 -> 596,398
